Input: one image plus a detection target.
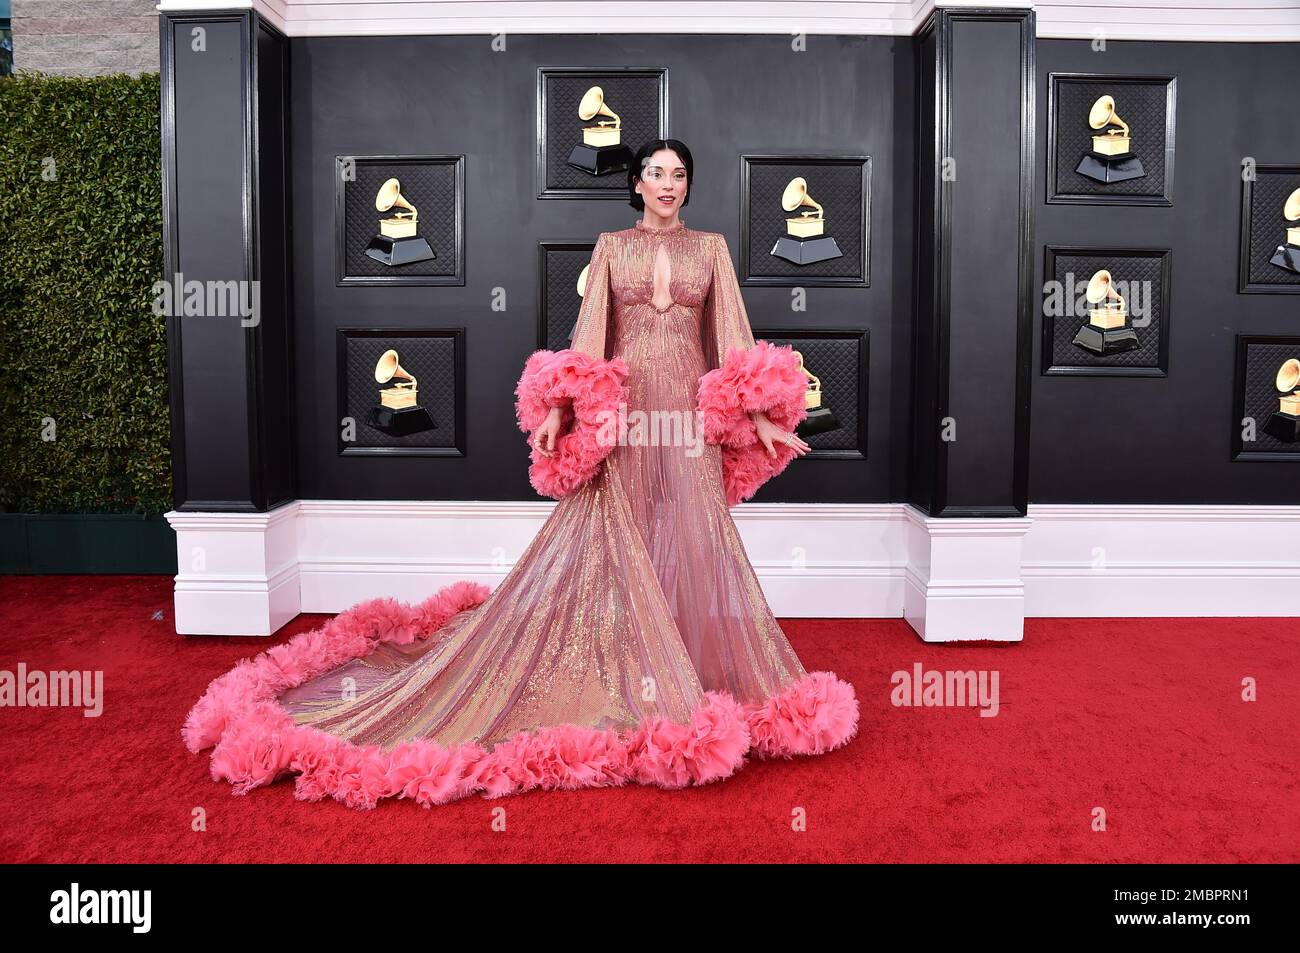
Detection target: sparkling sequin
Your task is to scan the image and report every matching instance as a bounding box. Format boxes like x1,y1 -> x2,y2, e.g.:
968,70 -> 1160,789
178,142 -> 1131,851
279,221 -> 807,750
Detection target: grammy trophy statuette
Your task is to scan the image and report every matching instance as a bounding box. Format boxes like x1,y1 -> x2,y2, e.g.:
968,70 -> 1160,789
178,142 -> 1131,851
1268,187 -> 1300,274
1263,357 -> 1300,443
770,177 -> 844,265
793,350 -> 841,439
1075,94 -> 1147,184
364,178 -> 437,267
565,86 -> 634,176
368,349 -> 436,437
1073,269 -> 1140,356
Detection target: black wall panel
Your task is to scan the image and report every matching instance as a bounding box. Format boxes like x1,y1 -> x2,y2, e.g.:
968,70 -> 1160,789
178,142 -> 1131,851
288,33 -> 913,503
1031,39 -> 1300,504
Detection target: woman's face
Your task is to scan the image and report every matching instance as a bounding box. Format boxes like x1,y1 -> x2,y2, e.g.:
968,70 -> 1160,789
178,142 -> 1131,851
635,148 -> 688,223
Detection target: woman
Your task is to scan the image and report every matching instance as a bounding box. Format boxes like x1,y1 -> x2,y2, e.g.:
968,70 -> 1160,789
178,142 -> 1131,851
183,139 -> 858,810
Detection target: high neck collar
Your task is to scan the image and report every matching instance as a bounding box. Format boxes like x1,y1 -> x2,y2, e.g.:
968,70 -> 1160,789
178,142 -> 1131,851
635,218 -> 685,234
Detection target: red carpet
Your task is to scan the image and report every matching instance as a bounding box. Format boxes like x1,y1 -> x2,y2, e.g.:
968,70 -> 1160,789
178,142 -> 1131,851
0,574 -> 1296,863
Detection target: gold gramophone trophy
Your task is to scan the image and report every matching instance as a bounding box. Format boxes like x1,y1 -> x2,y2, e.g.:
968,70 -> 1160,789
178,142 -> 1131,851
792,350 -> 841,438
565,86 -> 633,176
1263,358 -> 1300,443
367,349 -> 436,436
1073,269 -> 1140,355
1075,95 -> 1146,184
364,177 -> 436,267
770,177 -> 844,265
1268,188 -> 1300,274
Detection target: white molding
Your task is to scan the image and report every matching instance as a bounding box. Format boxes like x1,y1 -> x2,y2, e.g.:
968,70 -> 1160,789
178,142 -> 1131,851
154,0 -> 1300,41
1022,503 -> 1300,617
903,506 -> 1032,642
164,501 -> 1300,636
293,499 -> 906,618
166,504 -> 302,635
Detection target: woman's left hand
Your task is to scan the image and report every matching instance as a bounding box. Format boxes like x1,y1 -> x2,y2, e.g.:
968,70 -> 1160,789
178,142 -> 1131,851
752,411 -> 812,459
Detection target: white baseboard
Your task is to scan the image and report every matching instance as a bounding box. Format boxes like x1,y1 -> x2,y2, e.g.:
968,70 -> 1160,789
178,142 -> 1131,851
164,500 -> 1300,637
1023,504 -> 1300,617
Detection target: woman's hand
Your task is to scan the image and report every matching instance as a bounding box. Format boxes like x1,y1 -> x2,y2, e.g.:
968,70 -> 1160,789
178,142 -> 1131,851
533,405 -> 566,457
752,410 -> 811,459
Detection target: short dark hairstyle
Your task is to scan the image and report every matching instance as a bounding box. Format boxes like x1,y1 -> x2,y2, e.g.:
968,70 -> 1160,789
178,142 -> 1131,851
627,139 -> 693,211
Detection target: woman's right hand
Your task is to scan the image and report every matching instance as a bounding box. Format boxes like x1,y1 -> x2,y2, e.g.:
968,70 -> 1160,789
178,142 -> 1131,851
532,405 -> 566,457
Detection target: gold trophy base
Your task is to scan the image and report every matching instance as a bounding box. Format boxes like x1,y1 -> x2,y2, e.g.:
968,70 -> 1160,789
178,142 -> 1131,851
786,216 -> 825,239
380,386 -> 418,410
1092,133 -> 1131,156
1089,306 -> 1127,330
379,216 -> 418,239
581,125 -> 621,148
1281,392 -> 1300,417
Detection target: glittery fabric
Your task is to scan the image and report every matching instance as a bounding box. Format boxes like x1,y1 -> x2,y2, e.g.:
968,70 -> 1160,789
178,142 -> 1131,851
278,220 -> 808,750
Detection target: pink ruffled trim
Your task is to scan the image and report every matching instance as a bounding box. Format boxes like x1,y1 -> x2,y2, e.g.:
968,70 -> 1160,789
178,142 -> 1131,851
514,348 -> 629,500
742,671 -> 860,759
696,340 -> 810,506
183,583 -> 858,811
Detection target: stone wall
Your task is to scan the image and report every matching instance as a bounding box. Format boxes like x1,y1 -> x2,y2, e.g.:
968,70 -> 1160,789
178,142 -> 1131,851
12,0 -> 158,76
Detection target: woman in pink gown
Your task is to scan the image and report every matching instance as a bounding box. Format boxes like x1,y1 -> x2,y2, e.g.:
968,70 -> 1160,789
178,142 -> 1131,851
182,140 -> 858,810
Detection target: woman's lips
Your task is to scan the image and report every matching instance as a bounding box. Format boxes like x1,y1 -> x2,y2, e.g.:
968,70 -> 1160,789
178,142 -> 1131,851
657,195 -> 676,203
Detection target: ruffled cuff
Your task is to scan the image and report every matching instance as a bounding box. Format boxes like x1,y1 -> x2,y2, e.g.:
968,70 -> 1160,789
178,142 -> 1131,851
696,340 -> 808,506
514,348 -> 629,500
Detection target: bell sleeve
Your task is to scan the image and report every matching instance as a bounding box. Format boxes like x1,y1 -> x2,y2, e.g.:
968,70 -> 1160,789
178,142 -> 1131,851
514,232 -> 629,500
695,232 -> 809,507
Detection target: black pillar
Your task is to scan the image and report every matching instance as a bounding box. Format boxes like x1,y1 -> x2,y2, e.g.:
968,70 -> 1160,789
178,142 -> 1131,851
160,10 -> 295,512
910,8 -> 1035,517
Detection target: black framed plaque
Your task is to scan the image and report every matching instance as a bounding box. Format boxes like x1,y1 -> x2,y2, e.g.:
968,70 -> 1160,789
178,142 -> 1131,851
536,67 -> 668,200
537,240 -> 597,352
1046,73 -> 1176,206
740,154 -> 870,286
334,155 -> 465,286
1042,246 -> 1172,377
336,327 -> 466,456
1238,164 -> 1300,294
1232,335 -> 1300,462
758,329 -> 869,459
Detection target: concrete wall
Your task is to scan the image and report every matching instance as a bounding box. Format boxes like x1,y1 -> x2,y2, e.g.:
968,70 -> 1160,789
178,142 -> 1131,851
12,0 -> 157,76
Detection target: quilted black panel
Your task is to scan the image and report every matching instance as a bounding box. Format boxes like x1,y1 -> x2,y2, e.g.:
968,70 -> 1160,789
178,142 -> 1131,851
1244,168 -> 1300,287
540,69 -> 666,195
1242,340 -> 1300,456
1046,249 -> 1169,371
1051,76 -> 1172,201
759,333 -> 865,456
541,243 -> 596,351
338,158 -> 460,281
744,158 -> 869,283
341,334 -> 458,450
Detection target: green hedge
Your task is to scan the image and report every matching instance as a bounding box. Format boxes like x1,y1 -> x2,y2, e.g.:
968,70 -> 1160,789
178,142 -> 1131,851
0,72 -> 169,515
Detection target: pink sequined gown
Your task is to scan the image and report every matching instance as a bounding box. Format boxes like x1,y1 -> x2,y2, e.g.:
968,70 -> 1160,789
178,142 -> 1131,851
184,218 -> 857,809
282,218 -> 807,742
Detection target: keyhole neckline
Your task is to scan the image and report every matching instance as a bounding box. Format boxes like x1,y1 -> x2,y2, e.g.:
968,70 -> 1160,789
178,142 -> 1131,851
635,218 -> 686,235
651,243 -> 674,312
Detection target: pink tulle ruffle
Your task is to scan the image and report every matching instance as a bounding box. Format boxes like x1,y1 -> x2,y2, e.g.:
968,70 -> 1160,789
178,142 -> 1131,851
183,582 -> 858,811
695,340 -> 809,506
514,348 -> 629,499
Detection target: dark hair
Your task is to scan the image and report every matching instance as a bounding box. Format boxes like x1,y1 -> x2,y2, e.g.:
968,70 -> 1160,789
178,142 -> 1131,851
627,139 -> 693,211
